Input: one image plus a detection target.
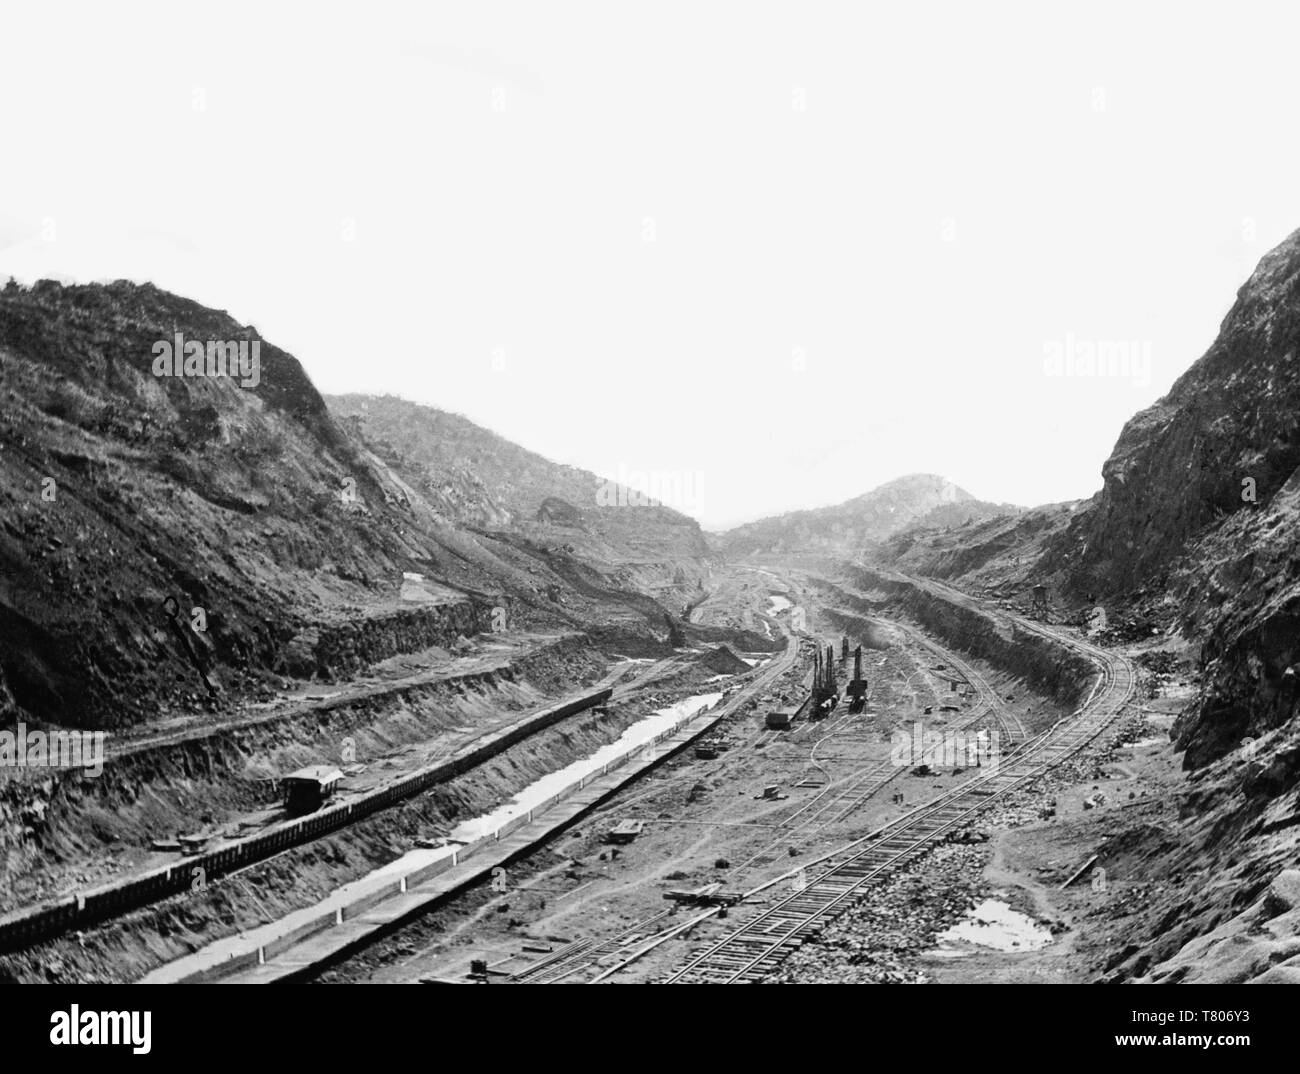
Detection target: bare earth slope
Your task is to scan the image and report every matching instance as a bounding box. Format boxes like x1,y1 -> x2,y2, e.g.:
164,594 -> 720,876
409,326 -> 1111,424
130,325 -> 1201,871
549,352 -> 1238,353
0,281 -> 709,732
326,393 -> 711,597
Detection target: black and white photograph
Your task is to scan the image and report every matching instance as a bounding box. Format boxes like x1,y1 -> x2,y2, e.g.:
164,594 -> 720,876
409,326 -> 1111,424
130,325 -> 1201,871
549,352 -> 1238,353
0,0 -> 1295,1054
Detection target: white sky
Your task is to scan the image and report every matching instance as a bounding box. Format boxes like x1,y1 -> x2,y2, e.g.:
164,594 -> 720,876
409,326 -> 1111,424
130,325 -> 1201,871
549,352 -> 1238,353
2,2 -> 1297,530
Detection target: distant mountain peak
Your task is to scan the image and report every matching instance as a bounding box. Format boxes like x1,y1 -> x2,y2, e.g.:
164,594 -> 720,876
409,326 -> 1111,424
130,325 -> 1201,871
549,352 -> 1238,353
718,474 -> 999,556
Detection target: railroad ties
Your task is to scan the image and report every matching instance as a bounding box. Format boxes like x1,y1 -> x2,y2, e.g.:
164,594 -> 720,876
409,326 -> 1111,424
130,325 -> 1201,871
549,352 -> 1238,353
509,911 -> 676,983
729,624 -> 1019,873
663,626 -> 1134,984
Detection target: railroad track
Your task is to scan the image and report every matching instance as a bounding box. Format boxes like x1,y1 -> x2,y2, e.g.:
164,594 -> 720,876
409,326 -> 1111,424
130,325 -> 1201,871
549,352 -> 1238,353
813,576 -> 1025,750
584,629 -> 833,820
896,621 -> 1025,747
726,627 -> 1013,872
543,620 -> 1016,982
587,658 -> 802,819
499,618 -> 805,983
515,581 -> 1097,986
509,911 -> 676,983
790,619 -> 1018,827
661,610 -> 1134,983
591,615 -> 1011,900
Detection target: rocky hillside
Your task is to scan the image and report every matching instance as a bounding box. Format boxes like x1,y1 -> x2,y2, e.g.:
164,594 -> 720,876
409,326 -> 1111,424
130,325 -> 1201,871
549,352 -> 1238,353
1026,229 -> 1300,768
1048,229 -> 1300,598
859,229 -> 1300,775
876,501 -> 1080,593
1169,471 -> 1300,768
0,281 -> 705,731
328,394 -> 711,589
719,473 -> 1009,557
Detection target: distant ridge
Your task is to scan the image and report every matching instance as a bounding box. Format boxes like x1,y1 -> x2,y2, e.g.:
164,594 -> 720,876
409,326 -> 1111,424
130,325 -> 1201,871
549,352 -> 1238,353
718,473 -> 1010,556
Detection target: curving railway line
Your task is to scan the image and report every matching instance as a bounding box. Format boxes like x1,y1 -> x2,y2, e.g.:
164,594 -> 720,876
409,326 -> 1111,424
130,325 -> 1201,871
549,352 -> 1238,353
659,597 -> 1135,984
508,599 -> 1041,983
788,620 -> 1019,824
727,622 -> 1012,870
898,623 -> 1026,746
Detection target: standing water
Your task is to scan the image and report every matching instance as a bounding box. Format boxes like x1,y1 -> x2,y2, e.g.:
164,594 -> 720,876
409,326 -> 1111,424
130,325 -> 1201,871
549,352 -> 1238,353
362,691 -> 725,883
930,898 -> 1054,956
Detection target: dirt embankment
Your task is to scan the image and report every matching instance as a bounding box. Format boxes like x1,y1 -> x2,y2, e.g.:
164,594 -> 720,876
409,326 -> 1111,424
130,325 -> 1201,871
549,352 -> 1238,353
582,613 -> 783,660
0,637 -> 605,911
873,503 -> 1079,600
681,620 -> 780,653
1093,708 -> 1300,982
309,602 -> 487,679
819,607 -> 903,652
0,687 -> 655,984
0,281 -> 716,736
833,568 -> 1096,709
